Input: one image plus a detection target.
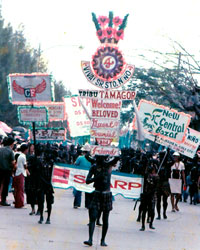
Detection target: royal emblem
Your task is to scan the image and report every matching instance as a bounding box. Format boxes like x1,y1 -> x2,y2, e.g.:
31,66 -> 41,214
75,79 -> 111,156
81,12 -> 134,90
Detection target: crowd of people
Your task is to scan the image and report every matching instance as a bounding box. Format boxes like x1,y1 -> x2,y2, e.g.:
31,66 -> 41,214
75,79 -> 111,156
0,135 -> 200,246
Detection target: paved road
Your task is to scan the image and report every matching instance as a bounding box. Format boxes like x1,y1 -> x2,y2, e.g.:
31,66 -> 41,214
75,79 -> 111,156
0,189 -> 199,250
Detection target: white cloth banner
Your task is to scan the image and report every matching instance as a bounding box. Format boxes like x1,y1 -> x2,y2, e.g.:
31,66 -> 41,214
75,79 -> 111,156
8,73 -> 54,104
64,96 -> 91,137
52,163 -> 143,199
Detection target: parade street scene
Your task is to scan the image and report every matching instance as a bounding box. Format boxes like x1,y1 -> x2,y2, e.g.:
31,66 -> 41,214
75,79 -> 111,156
0,1 -> 200,250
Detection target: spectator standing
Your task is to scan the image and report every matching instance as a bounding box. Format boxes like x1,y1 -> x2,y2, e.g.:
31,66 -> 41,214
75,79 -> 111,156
0,137 -> 15,206
25,144 -> 39,215
13,144 -> 29,208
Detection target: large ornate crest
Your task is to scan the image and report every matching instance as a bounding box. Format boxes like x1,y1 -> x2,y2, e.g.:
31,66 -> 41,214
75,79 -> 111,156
81,12 -> 134,90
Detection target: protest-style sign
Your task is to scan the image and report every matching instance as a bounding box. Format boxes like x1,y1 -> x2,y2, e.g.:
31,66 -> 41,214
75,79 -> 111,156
17,106 -> 48,125
7,73 -> 54,105
145,127 -> 200,159
30,127 -> 66,142
133,99 -> 191,143
52,163 -> 143,199
64,96 -> 90,137
79,89 -> 136,100
35,102 -> 65,121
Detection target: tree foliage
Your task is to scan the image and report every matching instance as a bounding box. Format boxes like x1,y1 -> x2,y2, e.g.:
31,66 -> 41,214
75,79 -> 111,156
123,42 -> 200,131
0,9 -> 69,127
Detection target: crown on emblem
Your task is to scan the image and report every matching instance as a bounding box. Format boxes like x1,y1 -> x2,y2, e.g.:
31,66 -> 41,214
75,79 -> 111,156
92,11 -> 129,44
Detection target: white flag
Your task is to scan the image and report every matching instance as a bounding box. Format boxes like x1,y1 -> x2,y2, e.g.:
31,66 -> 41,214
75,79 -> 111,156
133,100 -> 145,141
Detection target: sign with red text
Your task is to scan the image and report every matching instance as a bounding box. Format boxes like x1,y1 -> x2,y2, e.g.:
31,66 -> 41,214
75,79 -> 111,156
79,89 -> 136,100
133,99 -> 191,143
146,127 -> 200,159
7,73 -> 54,104
90,145 -> 119,156
52,163 -> 143,199
30,127 -> 66,141
35,102 -> 65,121
91,118 -> 120,130
18,106 -> 48,125
90,97 -> 121,148
64,96 -> 90,137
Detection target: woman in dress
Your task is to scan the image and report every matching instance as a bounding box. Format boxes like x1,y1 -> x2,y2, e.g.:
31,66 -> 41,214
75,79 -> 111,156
170,152 -> 186,212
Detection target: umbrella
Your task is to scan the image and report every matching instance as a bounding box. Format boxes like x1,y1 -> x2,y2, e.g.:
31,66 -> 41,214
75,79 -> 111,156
0,128 -> 7,137
0,121 -> 12,133
12,126 -> 27,133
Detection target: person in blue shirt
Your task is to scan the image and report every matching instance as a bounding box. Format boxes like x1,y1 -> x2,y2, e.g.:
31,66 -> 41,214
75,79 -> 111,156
73,143 -> 91,208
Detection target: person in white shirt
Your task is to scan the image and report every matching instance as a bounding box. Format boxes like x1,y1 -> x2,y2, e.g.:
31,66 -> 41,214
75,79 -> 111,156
13,144 -> 29,208
170,152 -> 186,212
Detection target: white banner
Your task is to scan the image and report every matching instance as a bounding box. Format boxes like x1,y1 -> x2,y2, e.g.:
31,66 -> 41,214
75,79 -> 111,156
133,99 -> 191,143
18,106 -> 48,124
30,128 -> 66,141
146,127 -> 200,158
52,164 -> 143,199
64,96 -> 91,137
8,73 -> 54,104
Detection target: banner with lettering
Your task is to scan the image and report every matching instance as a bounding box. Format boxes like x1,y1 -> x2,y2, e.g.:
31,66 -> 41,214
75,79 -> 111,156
7,73 -> 54,104
79,89 -> 136,155
52,163 -> 143,199
30,127 -> 66,142
146,127 -> 200,158
79,89 -> 136,100
64,96 -> 91,137
35,102 -> 65,121
133,99 -> 191,143
17,106 -> 48,125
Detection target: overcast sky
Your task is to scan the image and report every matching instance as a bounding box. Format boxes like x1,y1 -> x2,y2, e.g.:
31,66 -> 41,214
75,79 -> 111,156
1,0 -> 200,93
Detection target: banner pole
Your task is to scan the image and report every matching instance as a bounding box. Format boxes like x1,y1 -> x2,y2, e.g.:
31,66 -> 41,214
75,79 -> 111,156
32,121 -> 37,156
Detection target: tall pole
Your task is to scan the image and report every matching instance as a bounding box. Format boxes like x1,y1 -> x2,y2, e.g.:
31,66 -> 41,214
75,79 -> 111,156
32,121 -> 36,156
